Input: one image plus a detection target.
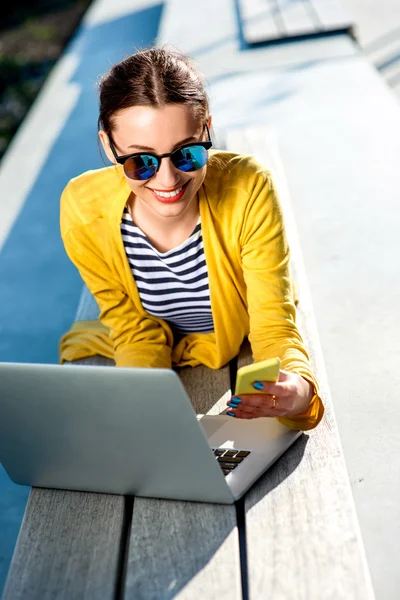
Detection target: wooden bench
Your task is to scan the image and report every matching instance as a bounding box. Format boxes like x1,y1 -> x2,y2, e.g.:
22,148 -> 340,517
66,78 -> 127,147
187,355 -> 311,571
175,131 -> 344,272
237,0 -> 354,47
3,132 -> 375,598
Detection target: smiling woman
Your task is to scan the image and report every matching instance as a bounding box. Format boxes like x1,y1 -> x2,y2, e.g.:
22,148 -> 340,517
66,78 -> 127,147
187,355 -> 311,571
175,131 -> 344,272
99,104 -> 213,247
59,46 -> 324,431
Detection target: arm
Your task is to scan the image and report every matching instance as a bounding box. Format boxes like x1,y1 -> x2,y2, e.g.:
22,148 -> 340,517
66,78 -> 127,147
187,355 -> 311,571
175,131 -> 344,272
61,185 -> 173,369
239,169 -> 324,430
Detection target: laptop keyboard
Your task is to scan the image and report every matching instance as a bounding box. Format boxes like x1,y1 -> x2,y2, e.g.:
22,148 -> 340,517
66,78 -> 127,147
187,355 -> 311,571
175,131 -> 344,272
212,448 -> 251,476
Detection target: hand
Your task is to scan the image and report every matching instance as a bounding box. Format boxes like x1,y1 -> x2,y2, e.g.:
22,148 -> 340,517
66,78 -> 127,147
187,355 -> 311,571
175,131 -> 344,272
225,370 -> 313,419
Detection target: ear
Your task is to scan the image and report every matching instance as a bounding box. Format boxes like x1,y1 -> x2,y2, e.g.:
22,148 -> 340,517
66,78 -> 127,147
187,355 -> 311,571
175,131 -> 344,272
98,130 -> 117,165
207,115 -> 212,130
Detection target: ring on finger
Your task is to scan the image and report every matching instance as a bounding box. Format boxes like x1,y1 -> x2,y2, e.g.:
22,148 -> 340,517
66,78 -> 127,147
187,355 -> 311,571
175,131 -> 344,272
271,394 -> 277,409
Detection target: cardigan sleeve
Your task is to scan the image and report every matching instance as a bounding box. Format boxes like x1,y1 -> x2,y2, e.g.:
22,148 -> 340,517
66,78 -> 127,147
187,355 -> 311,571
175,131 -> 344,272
60,184 -> 173,369
240,169 -> 324,430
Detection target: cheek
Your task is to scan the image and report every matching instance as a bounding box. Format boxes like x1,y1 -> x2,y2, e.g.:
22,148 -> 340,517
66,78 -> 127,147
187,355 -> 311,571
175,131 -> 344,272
124,176 -> 147,196
189,167 -> 207,191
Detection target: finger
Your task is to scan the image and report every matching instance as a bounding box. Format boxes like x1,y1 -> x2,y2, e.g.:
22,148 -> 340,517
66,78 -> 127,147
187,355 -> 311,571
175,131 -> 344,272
236,392 -> 290,409
232,408 -> 263,419
232,406 -> 288,419
227,404 -> 261,418
251,380 -> 295,398
227,395 -> 292,418
249,380 -> 283,396
228,394 -> 285,413
230,400 -> 284,418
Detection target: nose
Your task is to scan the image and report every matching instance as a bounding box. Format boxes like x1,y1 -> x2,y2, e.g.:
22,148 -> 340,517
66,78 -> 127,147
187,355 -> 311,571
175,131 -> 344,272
153,156 -> 182,188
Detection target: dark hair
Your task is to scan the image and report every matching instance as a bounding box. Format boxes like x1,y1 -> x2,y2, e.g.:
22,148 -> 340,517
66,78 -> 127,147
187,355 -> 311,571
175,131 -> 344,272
98,46 -> 210,134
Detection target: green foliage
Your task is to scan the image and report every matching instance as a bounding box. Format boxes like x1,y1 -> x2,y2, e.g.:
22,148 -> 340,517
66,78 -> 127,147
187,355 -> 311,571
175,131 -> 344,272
25,19 -> 58,42
0,0 -> 91,159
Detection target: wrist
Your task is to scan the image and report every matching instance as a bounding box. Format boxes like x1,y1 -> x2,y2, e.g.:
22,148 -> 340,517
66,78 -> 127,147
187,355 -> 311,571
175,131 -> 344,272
291,378 -> 314,416
304,378 -> 314,403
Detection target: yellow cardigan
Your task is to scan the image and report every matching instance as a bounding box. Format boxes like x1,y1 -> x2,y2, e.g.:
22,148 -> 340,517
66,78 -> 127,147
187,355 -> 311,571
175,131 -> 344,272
60,151 -> 324,430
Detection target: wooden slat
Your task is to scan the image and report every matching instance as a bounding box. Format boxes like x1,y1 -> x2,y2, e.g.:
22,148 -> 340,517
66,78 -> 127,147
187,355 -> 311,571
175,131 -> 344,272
65,284 -> 115,367
239,0 -> 353,46
68,355 -> 115,366
240,344 -> 374,599
124,362 -> 242,600
311,0 -> 352,30
277,0 -> 316,37
239,0 -> 282,44
74,283 -> 100,321
177,362 -> 232,415
125,498 -> 241,600
227,129 -> 374,599
3,489 -> 125,600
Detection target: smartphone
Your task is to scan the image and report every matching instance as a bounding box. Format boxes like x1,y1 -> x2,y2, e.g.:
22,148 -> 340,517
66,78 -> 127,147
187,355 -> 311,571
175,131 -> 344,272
235,357 -> 281,395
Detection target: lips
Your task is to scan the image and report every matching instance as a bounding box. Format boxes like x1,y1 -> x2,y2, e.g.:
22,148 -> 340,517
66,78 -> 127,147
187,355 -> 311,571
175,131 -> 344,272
148,181 -> 190,203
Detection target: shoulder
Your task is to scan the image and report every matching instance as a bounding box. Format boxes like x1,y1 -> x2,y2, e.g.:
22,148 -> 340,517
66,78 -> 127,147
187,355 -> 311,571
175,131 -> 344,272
61,165 -> 124,204
206,150 -> 271,187
203,150 -> 276,215
60,165 -> 126,234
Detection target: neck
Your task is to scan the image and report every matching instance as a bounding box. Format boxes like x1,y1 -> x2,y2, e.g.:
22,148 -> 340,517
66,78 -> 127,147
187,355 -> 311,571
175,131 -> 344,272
127,193 -> 200,253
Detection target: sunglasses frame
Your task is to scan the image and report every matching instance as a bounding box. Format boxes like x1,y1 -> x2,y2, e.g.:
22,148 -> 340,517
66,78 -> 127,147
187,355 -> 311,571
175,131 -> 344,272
108,124 -> 212,179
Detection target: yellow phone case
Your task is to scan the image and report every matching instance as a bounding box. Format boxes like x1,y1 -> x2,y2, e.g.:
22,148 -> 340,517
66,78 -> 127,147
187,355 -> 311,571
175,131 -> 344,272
235,357 -> 281,395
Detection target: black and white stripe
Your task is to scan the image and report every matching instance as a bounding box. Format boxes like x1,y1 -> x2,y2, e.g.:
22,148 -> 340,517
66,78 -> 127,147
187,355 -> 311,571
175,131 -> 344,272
121,208 -> 214,334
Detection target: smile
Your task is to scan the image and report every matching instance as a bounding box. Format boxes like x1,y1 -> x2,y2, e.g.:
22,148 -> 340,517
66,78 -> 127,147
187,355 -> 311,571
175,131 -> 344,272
149,181 -> 190,203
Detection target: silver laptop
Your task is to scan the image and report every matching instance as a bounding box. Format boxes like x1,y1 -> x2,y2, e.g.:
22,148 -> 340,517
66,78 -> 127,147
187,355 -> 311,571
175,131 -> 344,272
0,362 -> 302,504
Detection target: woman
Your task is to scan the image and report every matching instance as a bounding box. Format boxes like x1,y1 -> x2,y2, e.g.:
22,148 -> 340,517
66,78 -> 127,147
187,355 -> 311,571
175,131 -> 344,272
60,47 -> 324,431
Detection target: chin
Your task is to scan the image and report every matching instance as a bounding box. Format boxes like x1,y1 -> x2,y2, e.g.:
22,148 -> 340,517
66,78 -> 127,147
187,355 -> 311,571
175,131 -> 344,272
155,202 -> 189,217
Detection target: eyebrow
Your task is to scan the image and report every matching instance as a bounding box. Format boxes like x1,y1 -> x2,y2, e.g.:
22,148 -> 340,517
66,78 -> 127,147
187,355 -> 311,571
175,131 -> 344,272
127,135 -> 197,152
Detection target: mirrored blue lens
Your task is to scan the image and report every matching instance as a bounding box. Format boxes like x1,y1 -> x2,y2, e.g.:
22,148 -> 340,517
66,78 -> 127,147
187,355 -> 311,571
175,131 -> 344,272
124,155 -> 158,180
171,145 -> 208,172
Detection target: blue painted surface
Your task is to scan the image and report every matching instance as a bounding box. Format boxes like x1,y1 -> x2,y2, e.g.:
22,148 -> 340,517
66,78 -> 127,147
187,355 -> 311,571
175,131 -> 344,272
0,4 -> 163,593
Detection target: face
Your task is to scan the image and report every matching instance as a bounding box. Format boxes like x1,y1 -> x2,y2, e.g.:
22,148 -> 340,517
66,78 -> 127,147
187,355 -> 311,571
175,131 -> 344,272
99,104 -> 212,220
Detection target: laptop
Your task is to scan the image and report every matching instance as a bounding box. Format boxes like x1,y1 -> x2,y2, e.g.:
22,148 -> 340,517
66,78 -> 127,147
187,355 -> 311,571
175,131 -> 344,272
0,362 -> 302,504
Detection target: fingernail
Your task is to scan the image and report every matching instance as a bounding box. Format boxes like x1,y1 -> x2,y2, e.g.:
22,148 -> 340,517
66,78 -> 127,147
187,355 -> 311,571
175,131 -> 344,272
228,402 -> 238,408
227,411 -> 236,417
231,397 -> 241,403
253,381 -> 263,390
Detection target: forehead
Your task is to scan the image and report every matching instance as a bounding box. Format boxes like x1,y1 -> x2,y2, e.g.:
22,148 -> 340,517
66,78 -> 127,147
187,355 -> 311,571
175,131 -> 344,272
111,104 -> 202,151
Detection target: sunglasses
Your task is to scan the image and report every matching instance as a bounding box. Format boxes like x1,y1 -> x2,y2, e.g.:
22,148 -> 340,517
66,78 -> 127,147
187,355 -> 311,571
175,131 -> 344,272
108,125 -> 212,181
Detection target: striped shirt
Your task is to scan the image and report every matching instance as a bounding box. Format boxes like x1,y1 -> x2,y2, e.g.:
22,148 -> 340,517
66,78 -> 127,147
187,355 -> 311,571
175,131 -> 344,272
120,208 -> 214,335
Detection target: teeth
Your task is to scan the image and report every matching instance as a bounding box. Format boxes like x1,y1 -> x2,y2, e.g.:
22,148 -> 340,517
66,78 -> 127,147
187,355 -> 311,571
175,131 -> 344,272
153,186 -> 183,198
